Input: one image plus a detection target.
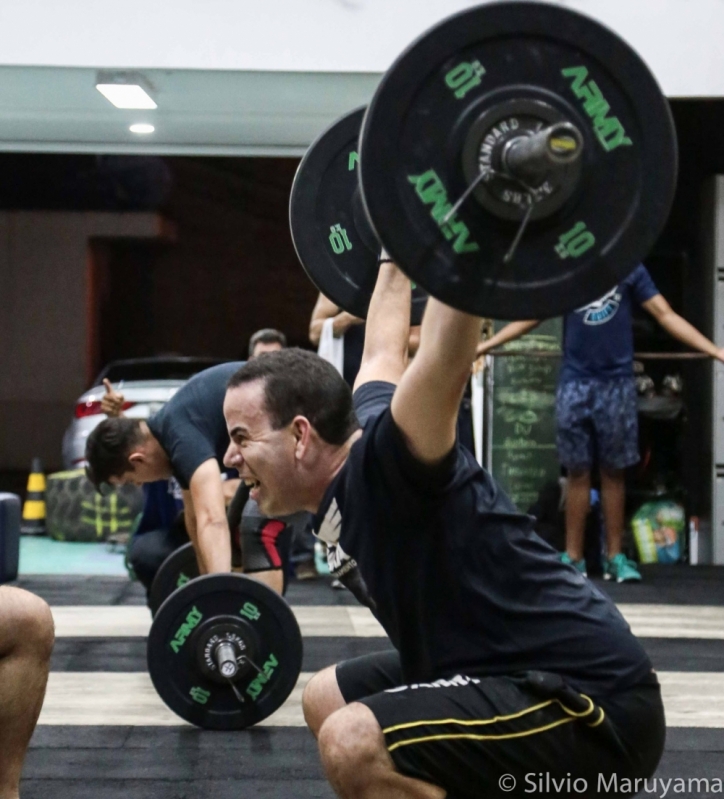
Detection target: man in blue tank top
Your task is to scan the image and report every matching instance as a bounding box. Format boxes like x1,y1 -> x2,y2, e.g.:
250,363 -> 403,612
477,264 -> 724,581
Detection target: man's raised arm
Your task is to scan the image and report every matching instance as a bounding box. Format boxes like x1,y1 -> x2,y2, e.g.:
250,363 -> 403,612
353,255 -> 412,391
391,299 -> 483,464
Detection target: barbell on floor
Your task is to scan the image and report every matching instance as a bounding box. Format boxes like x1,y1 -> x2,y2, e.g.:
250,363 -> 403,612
148,542 -> 199,618
147,564 -> 303,730
146,482 -> 302,731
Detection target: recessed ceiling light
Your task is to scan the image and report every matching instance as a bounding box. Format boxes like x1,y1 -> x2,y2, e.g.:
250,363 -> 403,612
97,84 -> 157,109
129,123 -> 155,134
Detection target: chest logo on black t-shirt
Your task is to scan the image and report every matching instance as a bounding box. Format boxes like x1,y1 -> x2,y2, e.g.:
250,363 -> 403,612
317,499 -> 342,545
315,499 -> 354,573
314,498 -> 376,611
575,286 -> 622,325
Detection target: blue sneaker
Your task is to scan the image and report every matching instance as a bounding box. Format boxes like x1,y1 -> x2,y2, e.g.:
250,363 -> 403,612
314,541 -> 330,576
604,553 -> 642,583
560,552 -> 587,576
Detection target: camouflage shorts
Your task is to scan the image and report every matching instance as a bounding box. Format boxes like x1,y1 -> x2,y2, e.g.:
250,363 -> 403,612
556,377 -> 639,471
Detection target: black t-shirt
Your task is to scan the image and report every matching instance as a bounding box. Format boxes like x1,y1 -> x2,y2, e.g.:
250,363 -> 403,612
313,381 -> 651,697
147,362 -> 243,489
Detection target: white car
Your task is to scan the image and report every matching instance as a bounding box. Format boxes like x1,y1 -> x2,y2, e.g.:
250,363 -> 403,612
62,357 -> 229,469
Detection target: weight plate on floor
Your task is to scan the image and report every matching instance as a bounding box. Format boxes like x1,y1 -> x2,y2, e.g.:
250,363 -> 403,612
359,1 -> 677,319
290,107 -> 428,324
147,574 -> 303,730
149,542 -> 199,618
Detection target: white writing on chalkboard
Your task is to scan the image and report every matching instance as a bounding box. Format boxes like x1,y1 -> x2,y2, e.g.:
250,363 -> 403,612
490,321 -> 562,510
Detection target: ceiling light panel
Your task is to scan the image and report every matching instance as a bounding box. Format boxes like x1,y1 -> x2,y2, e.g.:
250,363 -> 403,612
96,83 -> 157,109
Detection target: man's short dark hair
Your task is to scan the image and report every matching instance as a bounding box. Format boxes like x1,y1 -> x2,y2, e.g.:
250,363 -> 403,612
227,348 -> 359,445
85,417 -> 144,490
249,328 -> 287,358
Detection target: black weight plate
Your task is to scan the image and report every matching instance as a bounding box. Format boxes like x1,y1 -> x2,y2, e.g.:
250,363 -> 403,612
359,1 -> 677,319
147,574 -> 303,730
148,542 -> 199,618
290,107 -> 427,324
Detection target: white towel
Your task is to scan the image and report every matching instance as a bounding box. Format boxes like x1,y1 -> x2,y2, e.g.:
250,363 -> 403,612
317,317 -> 344,376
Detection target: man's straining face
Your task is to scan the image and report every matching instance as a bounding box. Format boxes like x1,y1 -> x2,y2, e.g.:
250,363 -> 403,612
223,380 -> 301,516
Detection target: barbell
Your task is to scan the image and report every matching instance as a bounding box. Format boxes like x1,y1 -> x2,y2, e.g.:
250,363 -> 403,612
145,481 -> 303,730
290,106 -> 429,325
147,483 -> 250,617
290,1 -> 677,320
147,571 -> 303,730
148,542 -> 199,617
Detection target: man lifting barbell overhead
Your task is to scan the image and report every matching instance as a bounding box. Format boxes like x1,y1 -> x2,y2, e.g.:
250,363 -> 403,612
225,0 -> 675,794
224,270 -> 664,798
86,363 -> 309,595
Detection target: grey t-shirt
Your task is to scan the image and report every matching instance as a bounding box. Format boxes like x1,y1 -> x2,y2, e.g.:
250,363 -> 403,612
147,362 -> 243,489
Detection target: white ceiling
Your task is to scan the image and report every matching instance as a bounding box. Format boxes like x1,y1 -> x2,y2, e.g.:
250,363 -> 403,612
0,66 -> 382,156
2,0 -> 724,97
2,0 -> 722,158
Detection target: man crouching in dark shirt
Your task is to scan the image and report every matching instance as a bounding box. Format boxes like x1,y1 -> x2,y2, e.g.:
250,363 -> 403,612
85,363 -> 307,596
221,265 -> 665,799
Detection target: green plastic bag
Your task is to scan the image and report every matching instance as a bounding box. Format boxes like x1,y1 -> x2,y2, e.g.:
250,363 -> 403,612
631,500 -> 684,564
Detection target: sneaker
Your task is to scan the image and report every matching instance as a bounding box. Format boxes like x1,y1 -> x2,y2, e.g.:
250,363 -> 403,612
330,578 -> 346,590
314,541 -> 331,576
294,560 -> 319,581
604,553 -> 642,583
560,552 -> 587,576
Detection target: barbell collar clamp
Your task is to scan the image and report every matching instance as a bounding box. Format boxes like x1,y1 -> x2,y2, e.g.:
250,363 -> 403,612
215,642 -> 240,679
502,122 -> 584,188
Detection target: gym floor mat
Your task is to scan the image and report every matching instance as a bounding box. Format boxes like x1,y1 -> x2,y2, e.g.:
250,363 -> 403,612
16,568 -> 724,798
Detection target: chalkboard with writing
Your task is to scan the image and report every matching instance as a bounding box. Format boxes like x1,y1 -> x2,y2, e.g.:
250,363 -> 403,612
487,318 -> 562,511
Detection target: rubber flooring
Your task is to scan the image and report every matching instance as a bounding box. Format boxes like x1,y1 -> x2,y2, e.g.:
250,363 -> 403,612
12,567 -> 724,798
19,537 -> 129,576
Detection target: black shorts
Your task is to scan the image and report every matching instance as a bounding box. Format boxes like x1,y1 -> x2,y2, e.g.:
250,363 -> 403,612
336,651 -> 665,799
227,483 -> 292,584
240,520 -> 292,575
